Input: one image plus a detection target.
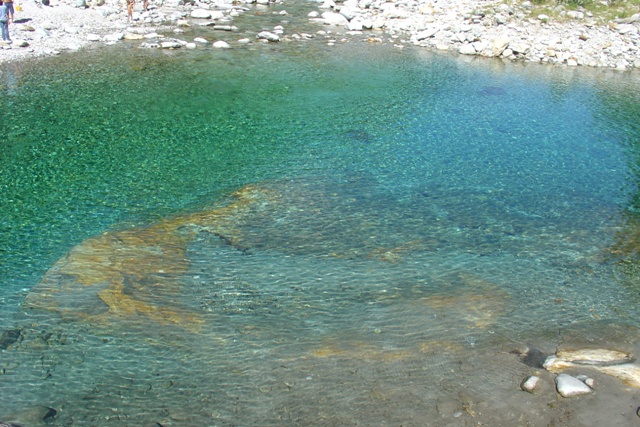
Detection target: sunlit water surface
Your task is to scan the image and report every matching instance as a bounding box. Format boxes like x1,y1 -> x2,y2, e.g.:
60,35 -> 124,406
2,21 -> 640,426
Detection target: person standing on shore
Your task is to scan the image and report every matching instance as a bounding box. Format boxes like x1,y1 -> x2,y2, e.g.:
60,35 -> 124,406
126,0 -> 134,20
2,0 -> 12,23
0,1 -> 10,43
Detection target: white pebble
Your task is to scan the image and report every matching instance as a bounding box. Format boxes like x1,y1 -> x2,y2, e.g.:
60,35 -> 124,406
521,375 -> 541,393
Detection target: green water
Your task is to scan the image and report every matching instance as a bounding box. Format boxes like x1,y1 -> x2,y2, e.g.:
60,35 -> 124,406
2,22 -> 640,425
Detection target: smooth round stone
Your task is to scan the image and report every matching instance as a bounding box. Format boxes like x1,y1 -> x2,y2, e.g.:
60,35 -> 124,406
555,374 -> 592,397
521,375 -> 541,393
213,40 -> 230,48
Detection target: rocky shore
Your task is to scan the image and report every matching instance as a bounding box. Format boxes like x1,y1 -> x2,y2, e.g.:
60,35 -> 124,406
0,0 -> 639,69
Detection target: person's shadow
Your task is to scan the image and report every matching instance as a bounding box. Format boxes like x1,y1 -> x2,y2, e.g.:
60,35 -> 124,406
14,18 -> 33,24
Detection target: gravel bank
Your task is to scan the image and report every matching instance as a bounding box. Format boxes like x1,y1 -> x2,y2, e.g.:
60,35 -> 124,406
1,0 -> 639,67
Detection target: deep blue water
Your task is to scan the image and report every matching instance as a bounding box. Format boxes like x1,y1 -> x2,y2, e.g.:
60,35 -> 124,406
1,24 -> 640,426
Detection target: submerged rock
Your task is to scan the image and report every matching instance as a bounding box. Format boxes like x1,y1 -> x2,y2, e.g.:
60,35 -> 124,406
0,329 -> 22,350
555,374 -> 592,397
2,405 -> 56,426
256,31 -> 280,42
161,41 -> 183,49
213,40 -> 230,48
556,348 -> 632,366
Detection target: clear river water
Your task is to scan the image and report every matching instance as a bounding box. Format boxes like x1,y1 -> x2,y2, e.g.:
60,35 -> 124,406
2,6 -> 640,426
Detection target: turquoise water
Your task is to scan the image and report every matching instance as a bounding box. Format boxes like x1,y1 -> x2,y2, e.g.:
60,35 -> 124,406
2,20 -> 640,425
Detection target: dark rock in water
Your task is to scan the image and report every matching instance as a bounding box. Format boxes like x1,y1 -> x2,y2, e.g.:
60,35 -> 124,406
512,346 -> 549,368
478,86 -> 506,96
0,329 -> 22,350
3,406 -> 56,426
342,129 -> 374,144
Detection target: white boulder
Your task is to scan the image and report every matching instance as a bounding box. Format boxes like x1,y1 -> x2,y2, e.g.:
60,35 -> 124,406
555,374 -> 592,398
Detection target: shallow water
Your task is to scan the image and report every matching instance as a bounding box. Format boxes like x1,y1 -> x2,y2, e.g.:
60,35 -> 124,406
2,9 -> 640,425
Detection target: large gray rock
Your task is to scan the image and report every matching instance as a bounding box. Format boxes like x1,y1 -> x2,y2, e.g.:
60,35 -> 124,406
509,41 -> 530,54
191,9 -> 213,19
321,11 -> 349,26
415,27 -> 439,40
487,35 -> 510,56
339,6 -> 358,21
459,43 -> 476,55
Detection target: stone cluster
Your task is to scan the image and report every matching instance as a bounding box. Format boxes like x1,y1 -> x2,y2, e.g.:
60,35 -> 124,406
316,0 -> 640,70
519,347 -> 640,399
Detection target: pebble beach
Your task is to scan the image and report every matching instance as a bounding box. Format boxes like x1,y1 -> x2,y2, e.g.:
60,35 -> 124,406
1,0 -> 639,69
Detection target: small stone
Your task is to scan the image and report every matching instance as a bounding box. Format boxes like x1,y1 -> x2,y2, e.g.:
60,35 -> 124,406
555,374 -> 592,397
256,31 -> 280,42
104,32 -> 125,42
213,40 -> 230,48
521,375 -> 541,393
161,41 -> 182,49
124,32 -> 145,40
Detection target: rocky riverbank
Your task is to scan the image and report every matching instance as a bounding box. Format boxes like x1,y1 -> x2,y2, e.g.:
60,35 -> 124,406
0,0 -> 639,69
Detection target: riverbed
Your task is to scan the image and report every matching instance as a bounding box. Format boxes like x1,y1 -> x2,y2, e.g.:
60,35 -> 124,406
1,23 -> 640,426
